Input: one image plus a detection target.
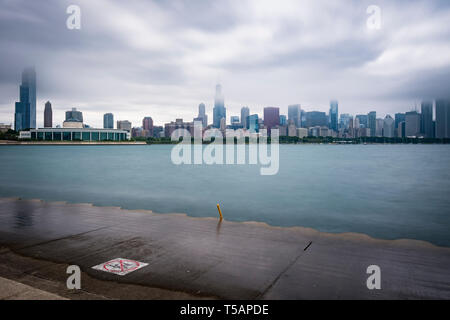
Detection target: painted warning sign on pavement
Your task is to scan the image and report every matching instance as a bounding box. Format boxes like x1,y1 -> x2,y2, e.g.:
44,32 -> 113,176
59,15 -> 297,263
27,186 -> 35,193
92,258 -> 148,276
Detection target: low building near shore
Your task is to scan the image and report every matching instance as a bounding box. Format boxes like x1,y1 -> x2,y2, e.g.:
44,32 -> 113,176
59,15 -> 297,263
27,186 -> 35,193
20,128 -> 129,141
0,123 -> 12,133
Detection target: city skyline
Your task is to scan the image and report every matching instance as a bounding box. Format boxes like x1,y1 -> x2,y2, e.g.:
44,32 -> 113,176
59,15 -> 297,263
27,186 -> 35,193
1,0 -> 450,128
5,66 -> 449,132
7,66 -> 450,141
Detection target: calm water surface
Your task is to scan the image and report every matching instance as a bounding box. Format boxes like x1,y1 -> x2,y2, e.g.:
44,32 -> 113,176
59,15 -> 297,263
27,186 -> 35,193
1,144 -> 449,246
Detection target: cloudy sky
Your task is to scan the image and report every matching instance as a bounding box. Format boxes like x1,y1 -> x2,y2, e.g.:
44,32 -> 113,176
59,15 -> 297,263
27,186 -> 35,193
0,0 -> 449,128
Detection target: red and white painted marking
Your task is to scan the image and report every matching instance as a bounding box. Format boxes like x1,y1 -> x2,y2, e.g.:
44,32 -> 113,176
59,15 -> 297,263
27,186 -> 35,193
92,258 -> 148,276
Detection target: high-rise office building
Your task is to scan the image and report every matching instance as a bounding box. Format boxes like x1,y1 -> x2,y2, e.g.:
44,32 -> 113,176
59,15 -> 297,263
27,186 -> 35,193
264,107 -> 280,136
14,67 -> 36,131
339,113 -> 352,130
247,114 -> 259,132
329,100 -> 338,132
44,101 -> 52,128
383,115 -> 395,138
230,116 -> 240,125
241,106 -> 250,129
305,111 -> 328,128
117,120 -> 132,132
376,118 -> 384,137
436,99 -> 450,139
103,113 -> 114,129
395,113 -> 405,129
368,111 -> 377,137
288,104 -> 301,128
143,117 -> 154,137
421,101 -> 433,138
355,115 -> 368,128
405,111 -> 421,137
195,103 -> 208,128
213,84 -> 226,128
66,108 -> 83,122
398,121 -> 406,138
279,115 -> 287,126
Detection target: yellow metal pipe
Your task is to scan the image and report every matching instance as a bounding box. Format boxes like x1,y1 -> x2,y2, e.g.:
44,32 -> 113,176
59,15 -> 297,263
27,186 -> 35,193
216,204 -> 223,220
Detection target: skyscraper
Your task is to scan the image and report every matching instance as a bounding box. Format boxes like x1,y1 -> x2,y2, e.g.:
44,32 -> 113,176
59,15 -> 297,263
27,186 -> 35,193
329,100 -> 338,132
279,115 -> 287,126
421,101 -> 433,138
383,115 -> 395,138
355,115 -> 368,128
247,114 -> 259,132
66,108 -> 83,122
435,99 -> 450,139
143,117 -> 154,137
14,67 -> 36,131
305,111 -> 328,128
264,107 -> 280,136
195,103 -> 208,128
288,104 -> 301,127
241,106 -> 249,129
405,111 -> 421,137
213,84 -> 226,128
368,111 -> 377,137
339,114 -> 352,130
117,120 -> 132,132
103,113 -> 114,129
44,101 -> 52,128
394,113 -> 405,129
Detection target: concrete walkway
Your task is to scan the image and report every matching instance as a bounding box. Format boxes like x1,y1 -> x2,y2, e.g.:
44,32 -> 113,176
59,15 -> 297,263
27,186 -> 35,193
0,276 -> 65,300
0,198 -> 449,299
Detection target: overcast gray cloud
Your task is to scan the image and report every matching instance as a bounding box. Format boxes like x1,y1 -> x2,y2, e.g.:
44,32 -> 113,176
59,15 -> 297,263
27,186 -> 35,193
0,0 -> 449,128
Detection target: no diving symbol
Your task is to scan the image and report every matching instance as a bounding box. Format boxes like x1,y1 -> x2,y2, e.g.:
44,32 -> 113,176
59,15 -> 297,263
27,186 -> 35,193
92,258 -> 148,276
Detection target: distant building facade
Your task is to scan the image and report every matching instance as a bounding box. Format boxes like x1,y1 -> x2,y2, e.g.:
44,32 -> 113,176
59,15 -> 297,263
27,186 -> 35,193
44,101 -> 52,128
22,128 -> 128,141
288,104 -> 301,128
241,106 -> 250,129
436,99 -> 450,139
263,107 -> 280,136
329,100 -> 338,132
305,111 -> 328,128
117,120 -> 132,132
194,103 -> 208,128
421,101 -> 433,138
213,84 -> 226,128
383,115 -> 395,138
14,67 -> 36,131
368,111 -> 376,137
103,113 -> 114,129
142,117 -> 154,137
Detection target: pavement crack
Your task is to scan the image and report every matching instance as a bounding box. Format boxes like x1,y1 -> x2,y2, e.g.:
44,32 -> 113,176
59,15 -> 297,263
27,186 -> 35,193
255,240 -> 312,299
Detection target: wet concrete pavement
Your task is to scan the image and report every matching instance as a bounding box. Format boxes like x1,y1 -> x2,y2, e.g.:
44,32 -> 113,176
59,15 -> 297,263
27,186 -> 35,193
0,198 -> 449,299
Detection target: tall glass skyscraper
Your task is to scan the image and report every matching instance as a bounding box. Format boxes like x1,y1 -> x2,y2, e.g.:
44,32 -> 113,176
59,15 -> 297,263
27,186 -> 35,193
421,101 -> 433,138
288,104 -> 301,127
14,67 -> 36,131
264,107 -> 280,136
247,114 -> 259,132
329,100 -> 338,132
241,106 -> 249,129
436,99 -> 450,139
44,101 -> 52,128
104,113 -> 114,129
368,111 -> 377,137
213,84 -> 226,128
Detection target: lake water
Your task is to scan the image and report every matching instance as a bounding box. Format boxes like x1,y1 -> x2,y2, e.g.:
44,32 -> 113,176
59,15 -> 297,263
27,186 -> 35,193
1,144 -> 449,246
